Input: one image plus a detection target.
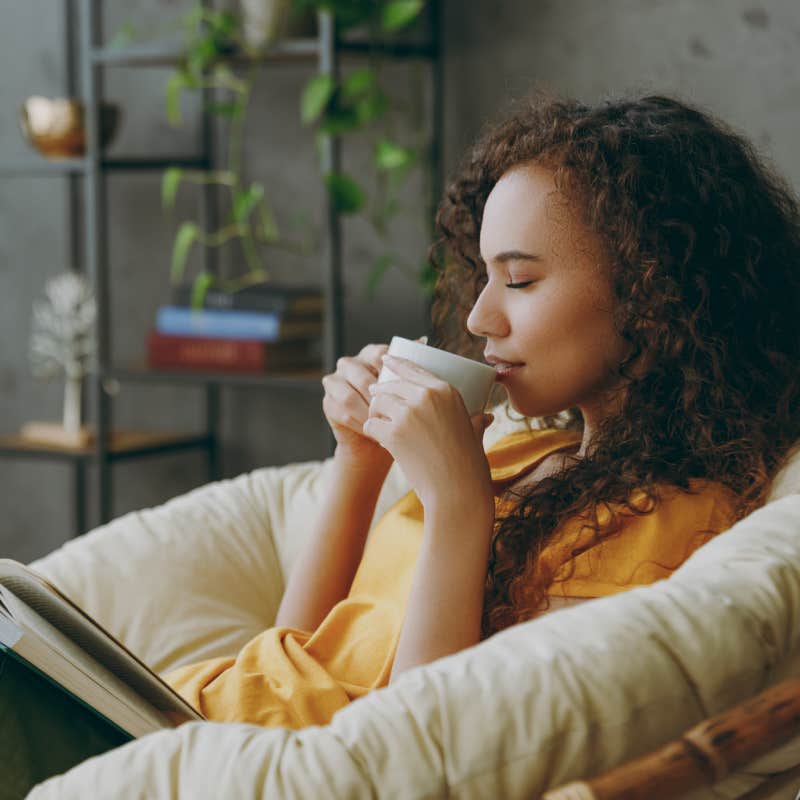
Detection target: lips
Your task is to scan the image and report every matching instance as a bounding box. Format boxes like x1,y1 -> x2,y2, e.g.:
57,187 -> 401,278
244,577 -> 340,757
484,354 -> 525,369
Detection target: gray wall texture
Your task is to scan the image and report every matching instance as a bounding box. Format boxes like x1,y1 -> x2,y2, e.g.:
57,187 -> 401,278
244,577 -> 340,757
1,0 -> 799,562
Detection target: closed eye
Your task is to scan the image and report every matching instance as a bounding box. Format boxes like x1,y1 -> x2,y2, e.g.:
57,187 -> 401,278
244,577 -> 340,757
505,281 -> 534,289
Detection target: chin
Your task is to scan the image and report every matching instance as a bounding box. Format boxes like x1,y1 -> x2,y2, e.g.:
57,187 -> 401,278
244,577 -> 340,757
504,390 -> 573,421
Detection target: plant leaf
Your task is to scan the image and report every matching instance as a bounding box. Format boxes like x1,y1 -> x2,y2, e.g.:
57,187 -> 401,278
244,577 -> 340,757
419,259 -> 437,296
319,106 -> 360,135
301,75 -> 336,124
233,183 -> 265,224
170,222 -> 200,284
365,253 -> 395,298
162,167 -> 184,211
375,139 -> 414,171
165,71 -> 187,127
381,0 -> 425,32
190,271 -> 214,309
341,68 -> 375,102
205,101 -> 242,118
325,173 -> 365,214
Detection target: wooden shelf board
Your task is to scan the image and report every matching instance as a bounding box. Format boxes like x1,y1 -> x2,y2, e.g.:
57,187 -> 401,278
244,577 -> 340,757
104,363 -> 325,390
0,430 -> 210,460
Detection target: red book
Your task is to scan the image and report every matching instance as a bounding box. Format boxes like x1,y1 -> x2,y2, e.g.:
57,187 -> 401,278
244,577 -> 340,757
146,332 -> 319,373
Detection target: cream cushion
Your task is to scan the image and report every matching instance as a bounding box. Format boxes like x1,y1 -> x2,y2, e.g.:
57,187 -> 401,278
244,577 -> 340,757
25,412 -> 800,799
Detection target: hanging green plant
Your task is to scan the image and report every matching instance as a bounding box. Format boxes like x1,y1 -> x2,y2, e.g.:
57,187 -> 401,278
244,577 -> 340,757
113,5 -> 317,308
298,0 -> 434,298
114,0 -> 433,304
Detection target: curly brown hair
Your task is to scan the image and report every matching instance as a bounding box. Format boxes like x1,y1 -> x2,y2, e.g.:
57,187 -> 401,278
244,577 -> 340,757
428,91 -> 800,638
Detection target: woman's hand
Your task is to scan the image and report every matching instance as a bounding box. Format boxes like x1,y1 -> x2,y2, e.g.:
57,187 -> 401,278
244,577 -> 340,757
322,343 -> 393,471
363,354 -> 495,513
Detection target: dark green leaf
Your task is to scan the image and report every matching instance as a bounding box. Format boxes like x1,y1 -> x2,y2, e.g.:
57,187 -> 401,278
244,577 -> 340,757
301,75 -> 336,123
365,253 -> 395,298
341,69 -> 375,102
325,173 -> 365,214
171,222 -> 200,284
215,10 -> 239,40
162,167 -> 184,211
419,260 -> 438,296
381,0 -> 425,31
206,101 -> 243,118
319,106 -> 360,135
191,272 -> 214,309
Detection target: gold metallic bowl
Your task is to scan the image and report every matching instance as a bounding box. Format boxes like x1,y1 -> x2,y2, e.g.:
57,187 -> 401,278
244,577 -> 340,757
19,96 -> 121,159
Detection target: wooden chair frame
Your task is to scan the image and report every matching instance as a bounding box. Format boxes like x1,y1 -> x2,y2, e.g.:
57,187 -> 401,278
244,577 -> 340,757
543,676 -> 800,800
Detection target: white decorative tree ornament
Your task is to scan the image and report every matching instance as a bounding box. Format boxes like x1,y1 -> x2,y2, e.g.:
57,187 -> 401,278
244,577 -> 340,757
27,272 -> 96,444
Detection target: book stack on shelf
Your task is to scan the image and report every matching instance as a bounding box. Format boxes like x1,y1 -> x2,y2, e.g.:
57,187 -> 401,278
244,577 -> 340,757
147,283 -> 324,374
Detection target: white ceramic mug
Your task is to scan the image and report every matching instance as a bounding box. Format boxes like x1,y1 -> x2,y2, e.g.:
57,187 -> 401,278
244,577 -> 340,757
377,336 -> 497,416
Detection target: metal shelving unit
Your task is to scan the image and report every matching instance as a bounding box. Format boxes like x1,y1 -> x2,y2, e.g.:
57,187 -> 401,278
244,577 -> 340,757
0,0 -> 442,538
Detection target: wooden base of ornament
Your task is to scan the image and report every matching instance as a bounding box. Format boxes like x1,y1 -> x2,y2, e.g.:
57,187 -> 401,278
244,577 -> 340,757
20,421 -> 93,449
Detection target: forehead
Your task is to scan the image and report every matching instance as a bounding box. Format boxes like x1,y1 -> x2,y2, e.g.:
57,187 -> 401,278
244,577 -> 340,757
479,163 -> 569,261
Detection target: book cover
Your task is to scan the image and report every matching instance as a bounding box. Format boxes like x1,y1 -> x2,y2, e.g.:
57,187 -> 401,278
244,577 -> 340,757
146,332 -> 321,373
0,644 -> 132,800
171,283 -> 324,316
155,306 -> 323,342
0,560 -> 203,754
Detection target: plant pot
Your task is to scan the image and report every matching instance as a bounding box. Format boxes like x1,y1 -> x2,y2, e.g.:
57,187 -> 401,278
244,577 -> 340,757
19,96 -> 120,159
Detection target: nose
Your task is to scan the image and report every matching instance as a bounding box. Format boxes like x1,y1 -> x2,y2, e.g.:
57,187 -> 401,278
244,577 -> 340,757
466,281 -> 509,339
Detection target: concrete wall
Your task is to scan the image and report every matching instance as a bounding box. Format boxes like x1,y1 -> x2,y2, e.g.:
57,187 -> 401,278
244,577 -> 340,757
1,0 -> 798,561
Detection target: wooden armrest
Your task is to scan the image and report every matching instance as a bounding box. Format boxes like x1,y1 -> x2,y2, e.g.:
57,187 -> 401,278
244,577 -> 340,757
543,676 -> 800,800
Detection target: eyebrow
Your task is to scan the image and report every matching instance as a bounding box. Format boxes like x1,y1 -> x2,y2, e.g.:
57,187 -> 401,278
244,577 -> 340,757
483,250 -> 543,265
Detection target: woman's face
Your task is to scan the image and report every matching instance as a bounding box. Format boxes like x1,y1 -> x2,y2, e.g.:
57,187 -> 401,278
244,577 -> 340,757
467,162 -> 630,421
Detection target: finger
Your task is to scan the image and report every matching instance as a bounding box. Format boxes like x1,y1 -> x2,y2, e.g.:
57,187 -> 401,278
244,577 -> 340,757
335,357 -> 381,403
380,354 -> 443,388
357,343 -> 390,373
323,372 -> 376,425
323,383 -> 369,431
368,378 -> 427,406
367,390 -> 408,422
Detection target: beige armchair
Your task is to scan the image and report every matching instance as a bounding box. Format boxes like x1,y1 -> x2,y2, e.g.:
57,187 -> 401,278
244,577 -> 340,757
24,414 -> 800,799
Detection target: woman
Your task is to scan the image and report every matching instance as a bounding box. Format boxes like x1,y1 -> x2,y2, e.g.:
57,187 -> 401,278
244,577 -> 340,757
164,93 -> 800,728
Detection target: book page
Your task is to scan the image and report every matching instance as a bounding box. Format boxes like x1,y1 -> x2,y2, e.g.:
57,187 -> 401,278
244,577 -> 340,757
0,560 -> 203,724
0,585 -> 168,735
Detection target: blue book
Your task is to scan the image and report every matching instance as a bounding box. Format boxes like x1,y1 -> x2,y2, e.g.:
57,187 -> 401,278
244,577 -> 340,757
155,306 -> 323,342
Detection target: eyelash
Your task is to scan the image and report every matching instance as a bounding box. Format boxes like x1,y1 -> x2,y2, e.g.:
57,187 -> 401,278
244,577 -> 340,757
505,281 -> 534,289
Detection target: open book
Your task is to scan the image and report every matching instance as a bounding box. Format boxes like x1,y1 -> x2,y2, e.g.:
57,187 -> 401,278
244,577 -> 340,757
0,558 -> 204,797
